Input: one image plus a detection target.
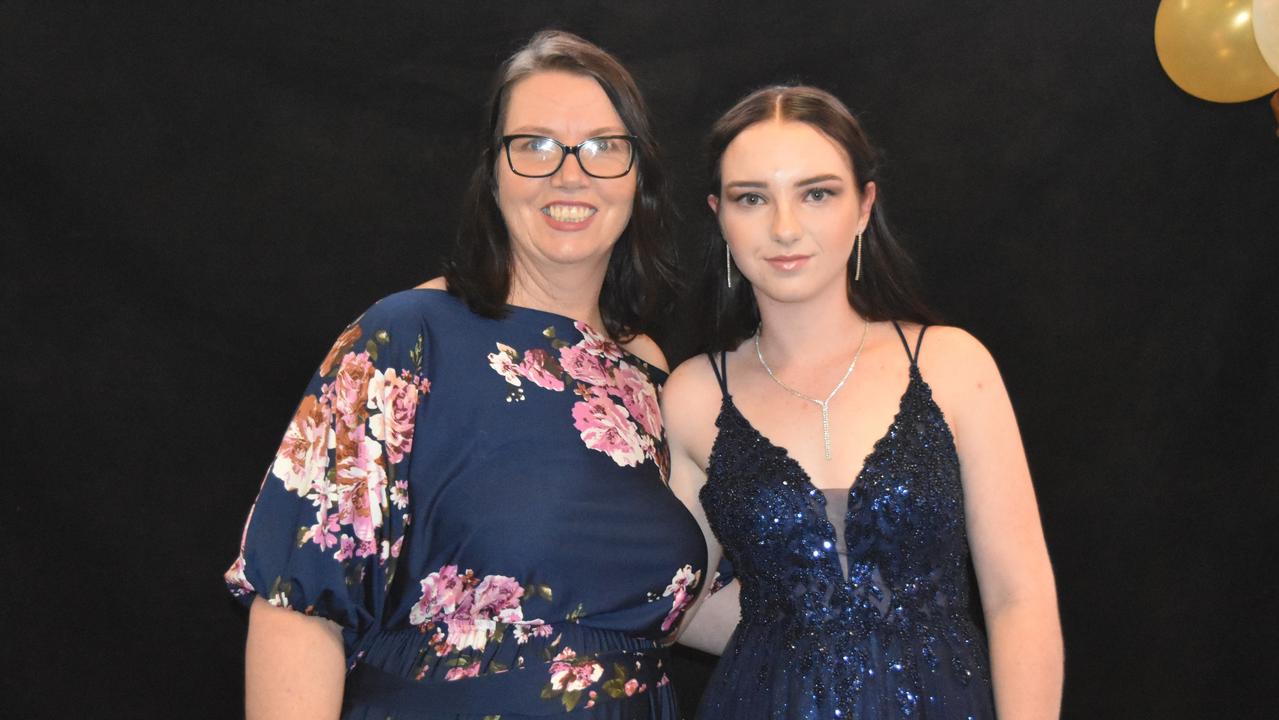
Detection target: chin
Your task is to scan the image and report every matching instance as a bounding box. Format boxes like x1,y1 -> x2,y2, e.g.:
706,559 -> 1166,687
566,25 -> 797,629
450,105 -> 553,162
750,275 -> 844,305
537,237 -> 616,265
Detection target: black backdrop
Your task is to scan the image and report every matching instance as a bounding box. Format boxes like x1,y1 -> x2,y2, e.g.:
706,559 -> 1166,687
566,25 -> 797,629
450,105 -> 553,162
5,2 -> 1278,718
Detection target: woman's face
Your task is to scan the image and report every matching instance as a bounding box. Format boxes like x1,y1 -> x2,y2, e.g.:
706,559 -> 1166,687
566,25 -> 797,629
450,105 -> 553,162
711,120 -> 875,306
496,70 -> 637,276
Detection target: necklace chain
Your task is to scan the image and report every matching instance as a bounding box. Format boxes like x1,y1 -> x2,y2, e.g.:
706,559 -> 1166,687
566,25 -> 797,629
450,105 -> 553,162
754,320 -> 870,461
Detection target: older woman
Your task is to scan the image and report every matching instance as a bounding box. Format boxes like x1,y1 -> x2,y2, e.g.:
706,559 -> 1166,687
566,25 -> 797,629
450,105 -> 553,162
226,31 -> 705,719
665,86 -> 1062,718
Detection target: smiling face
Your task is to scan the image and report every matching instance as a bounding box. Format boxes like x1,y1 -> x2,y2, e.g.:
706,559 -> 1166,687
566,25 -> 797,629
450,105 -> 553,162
496,70 -> 638,278
711,120 -> 875,306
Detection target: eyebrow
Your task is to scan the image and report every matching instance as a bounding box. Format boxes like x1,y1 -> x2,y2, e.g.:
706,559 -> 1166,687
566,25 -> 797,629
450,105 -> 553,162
507,126 -> 629,137
723,174 -> 846,191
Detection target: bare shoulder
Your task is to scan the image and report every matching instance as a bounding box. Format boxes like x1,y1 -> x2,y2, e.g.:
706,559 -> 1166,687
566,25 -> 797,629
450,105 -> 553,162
661,355 -> 725,440
913,325 -> 1006,414
416,276 -> 448,290
621,334 -> 668,372
916,325 -> 995,367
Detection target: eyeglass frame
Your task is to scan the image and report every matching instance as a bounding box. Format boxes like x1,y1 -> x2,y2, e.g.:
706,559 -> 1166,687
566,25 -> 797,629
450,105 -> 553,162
499,134 -> 640,179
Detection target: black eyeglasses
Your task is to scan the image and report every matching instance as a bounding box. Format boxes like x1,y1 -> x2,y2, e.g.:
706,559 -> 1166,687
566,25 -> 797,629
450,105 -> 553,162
500,134 -> 639,179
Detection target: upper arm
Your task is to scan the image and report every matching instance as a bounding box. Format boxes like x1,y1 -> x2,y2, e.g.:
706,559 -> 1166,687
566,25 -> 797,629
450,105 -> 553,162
660,358 -> 732,639
246,596 -> 345,718
922,327 -> 1055,612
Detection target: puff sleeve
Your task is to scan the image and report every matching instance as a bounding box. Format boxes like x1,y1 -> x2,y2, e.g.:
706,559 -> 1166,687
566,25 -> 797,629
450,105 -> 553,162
224,301 -> 429,646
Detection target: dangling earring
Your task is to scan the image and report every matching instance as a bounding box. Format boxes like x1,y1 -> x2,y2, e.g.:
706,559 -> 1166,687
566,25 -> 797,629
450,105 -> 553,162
854,232 -> 864,282
726,242 -> 733,289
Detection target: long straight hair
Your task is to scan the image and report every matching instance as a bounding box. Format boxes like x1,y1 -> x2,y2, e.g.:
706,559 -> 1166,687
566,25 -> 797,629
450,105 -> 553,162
443,30 -> 677,342
702,85 -> 938,351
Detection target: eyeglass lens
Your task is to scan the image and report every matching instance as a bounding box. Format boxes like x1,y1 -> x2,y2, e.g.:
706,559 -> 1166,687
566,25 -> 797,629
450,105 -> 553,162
507,136 -> 634,178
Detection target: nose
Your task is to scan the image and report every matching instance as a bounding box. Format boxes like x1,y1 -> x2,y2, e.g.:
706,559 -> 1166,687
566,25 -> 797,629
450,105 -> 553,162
771,199 -> 802,245
550,151 -> 589,189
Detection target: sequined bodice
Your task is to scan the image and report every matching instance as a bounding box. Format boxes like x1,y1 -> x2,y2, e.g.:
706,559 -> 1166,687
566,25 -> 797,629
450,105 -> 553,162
702,367 -> 974,634
697,327 -> 993,718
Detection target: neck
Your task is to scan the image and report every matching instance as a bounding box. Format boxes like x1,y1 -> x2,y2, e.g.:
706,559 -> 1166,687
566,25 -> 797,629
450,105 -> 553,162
754,281 -> 865,365
508,253 -> 609,333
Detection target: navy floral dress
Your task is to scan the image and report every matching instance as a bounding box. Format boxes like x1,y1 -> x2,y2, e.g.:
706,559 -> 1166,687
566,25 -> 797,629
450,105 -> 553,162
226,288 -> 707,719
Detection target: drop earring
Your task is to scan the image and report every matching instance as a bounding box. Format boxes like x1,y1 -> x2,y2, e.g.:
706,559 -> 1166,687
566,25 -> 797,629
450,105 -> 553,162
854,232 -> 864,282
726,242 -> 733,289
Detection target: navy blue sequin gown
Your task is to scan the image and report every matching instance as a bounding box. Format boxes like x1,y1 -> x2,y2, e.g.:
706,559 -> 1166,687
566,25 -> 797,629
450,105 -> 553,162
226,289 -> 706,719
697,324 -> 994,719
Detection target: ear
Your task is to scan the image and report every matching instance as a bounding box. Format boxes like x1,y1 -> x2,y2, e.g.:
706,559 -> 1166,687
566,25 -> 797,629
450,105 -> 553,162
707,194 -> 719,214
859,181 -> 877,231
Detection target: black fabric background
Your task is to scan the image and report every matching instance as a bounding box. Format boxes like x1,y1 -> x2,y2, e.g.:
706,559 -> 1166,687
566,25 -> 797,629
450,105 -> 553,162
4,2 -> 1277,717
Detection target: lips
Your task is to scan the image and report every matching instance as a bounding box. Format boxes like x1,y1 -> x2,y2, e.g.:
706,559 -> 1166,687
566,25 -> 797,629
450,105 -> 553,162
765,254 -> 811,271
541,203 -> 598,223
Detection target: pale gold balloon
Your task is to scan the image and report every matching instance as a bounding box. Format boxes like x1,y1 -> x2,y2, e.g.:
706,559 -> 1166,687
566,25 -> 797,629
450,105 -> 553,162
1254,0 -> 1279,77
1155,0 -> 1279,103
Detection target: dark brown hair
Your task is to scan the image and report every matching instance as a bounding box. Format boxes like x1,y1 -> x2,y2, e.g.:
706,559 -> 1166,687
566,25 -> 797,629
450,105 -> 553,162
703,85 -> 938,350
443,30 -> 676,342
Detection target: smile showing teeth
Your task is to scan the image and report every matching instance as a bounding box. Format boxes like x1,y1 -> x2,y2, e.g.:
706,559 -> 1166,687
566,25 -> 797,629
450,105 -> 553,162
542,205 -> 597,223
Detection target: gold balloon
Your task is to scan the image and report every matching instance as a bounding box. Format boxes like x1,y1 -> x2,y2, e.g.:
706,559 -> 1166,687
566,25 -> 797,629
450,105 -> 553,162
1155,0 -> 1279,103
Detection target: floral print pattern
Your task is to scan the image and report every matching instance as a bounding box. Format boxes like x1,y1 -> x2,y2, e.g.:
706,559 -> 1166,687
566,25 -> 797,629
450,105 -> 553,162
658,564 -> 702,632
487,321 -> 668,477
225,291 -> 705,718
410,564 -> 550,656
541,647 -> 654,712
225,321 -> 429,604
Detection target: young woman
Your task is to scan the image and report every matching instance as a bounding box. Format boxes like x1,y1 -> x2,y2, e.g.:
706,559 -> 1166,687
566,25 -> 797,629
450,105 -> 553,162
226,31 -> 706,719
665,86 -> 1062,718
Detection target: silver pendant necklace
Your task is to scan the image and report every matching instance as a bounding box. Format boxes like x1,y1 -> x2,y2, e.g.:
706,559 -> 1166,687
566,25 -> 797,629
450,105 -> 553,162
754,320 -> 870,460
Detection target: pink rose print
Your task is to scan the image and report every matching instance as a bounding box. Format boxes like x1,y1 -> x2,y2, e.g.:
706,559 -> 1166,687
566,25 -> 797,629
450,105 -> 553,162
660,564 -> 702,632
558,344 -> 611,386
624,678 -> 640,696
333,428 -> 387,551
334,534 -> 356,562
444,661 -> 481,682
472,574 -> 526,624
512,619 -> 551,644
332,351 -> 377,429
549,648 -> 604,693
367,368 -> 420,463
390,479 -> 409,510
574,321 -> 624,361
611,361 -> 662,439
488,343 -> 523,386
305,503 -> 341,550
272,394 -> 332,496
572,388 -> 646,467
411,565 -> 469,625
518,348 -> 566,391
410,566 -> 545,655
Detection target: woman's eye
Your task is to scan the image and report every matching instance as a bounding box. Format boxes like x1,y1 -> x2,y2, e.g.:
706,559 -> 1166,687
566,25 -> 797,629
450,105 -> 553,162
806,188 -> 836,202
519,137 -> 558,154
734,193 -> 765,206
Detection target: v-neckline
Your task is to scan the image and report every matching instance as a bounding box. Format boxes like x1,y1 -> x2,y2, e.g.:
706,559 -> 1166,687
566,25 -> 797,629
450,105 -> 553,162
721,366 -> 921,498
712,367 -> 924,583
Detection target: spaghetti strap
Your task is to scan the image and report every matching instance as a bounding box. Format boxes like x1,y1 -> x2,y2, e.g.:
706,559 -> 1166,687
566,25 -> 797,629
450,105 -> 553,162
705,351 -> 730,397
890,321 -> 930,367
913,325 -> 930,363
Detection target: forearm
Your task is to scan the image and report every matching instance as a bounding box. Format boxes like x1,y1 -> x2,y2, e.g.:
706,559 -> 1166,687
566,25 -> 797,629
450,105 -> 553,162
246,596 -> 347,719
985,594 -> 1063,720
675,579 -> 740,655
